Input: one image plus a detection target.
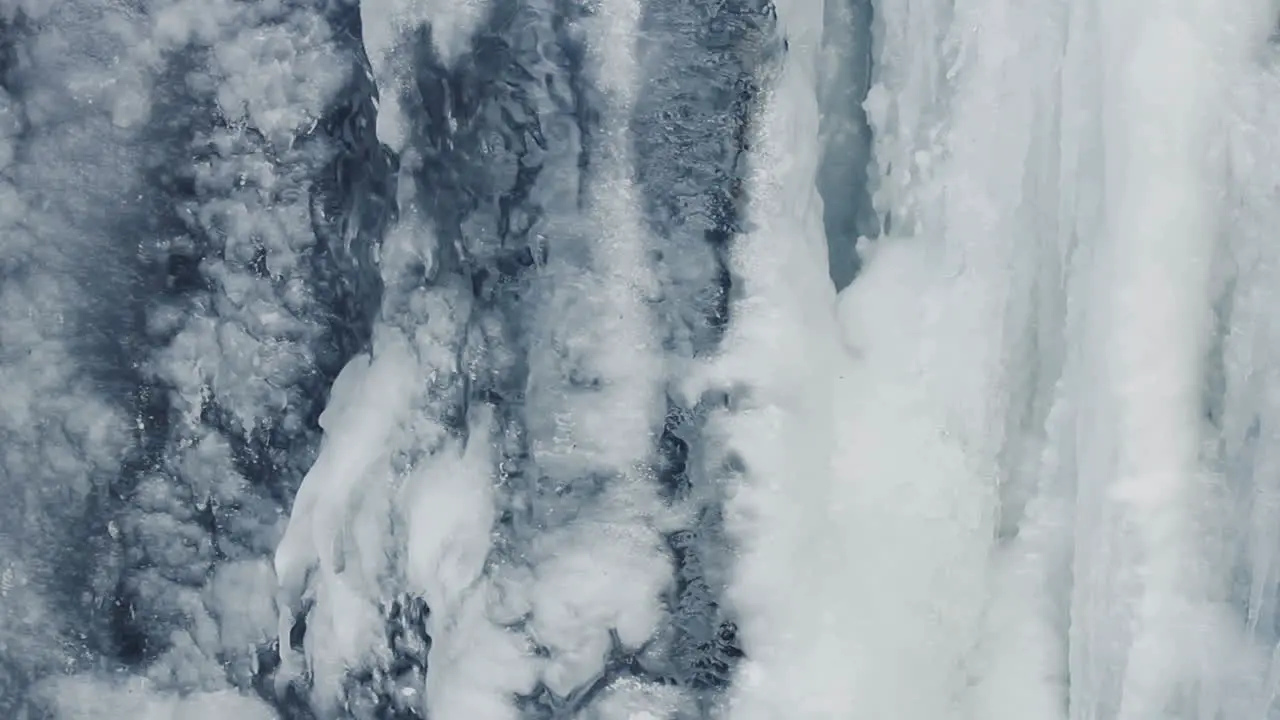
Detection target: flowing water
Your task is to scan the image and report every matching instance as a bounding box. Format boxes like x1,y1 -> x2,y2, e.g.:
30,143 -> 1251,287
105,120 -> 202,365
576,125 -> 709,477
3,0 -> 1280,718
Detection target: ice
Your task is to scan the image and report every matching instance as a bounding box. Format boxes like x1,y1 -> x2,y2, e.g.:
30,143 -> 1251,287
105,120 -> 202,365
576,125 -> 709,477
702,0 -> 1280,716
840,0 -> 1075,716
38,676 -> 275,720
845,0 -> 1280,717
271,0 -> 690,715
210,12 -> 349,145
120,0 -> 365,700
687,1 -> 854,717
524,508 -> 671,694
271,333 -> 417,708
0,0 -> 384,713
0,3 -> 141,711
13,0 -> 1280,718
360,0 -> 492,150
1055,2 -> 1276,716
1222,39 -> 1280,680
1071,6 -> 1228,715
425,596 -> 537,720
817,0 -> 875,289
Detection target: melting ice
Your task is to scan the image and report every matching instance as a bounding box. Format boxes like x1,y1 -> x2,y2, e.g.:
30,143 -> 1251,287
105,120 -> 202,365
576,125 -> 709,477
3,0 -> 1280,718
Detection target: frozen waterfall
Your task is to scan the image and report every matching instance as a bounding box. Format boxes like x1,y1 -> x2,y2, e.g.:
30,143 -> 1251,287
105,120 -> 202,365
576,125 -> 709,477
3,0 -> 1280,718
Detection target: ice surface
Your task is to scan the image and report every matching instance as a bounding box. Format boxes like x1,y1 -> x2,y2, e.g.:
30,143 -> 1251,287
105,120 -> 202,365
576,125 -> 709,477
0,2 -> 147,713
360,0 -> 491,150
817,0 -> 875,289
39,676 -> 277,720
12,1 -> 1280,719
1071,5 -> 1235,716
273,2 -> 689,716
843,0 -> 1280,716
1220,26 -> 1280,700
697,2 -> 857,717
0,0 -> 379,715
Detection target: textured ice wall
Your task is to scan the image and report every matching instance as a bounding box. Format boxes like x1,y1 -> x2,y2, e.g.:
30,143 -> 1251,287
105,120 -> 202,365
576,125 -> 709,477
0,0 -> 388,715
14,1 -> 1280,719
850,0 -> 1280,718
272,1 -> 784,718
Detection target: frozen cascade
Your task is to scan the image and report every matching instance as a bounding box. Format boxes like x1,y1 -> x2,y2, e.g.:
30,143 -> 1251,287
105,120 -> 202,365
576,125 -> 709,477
5,0 -> 1280,719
